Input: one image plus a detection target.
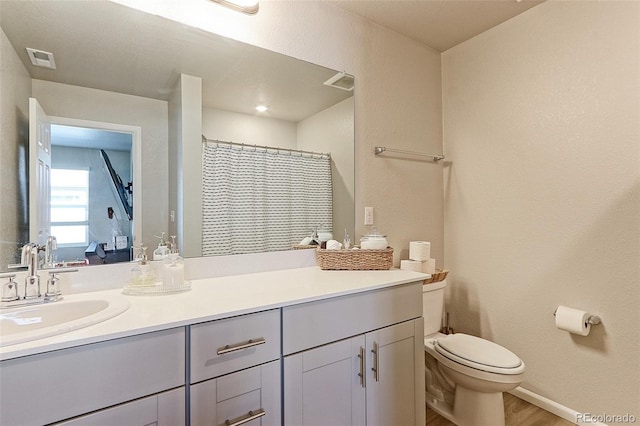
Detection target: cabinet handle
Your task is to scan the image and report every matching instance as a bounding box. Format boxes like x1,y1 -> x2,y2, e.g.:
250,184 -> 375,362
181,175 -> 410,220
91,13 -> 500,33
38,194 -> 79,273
358,346 -> 366,388
217,337 -> 266,355
224,408 -> 266,426
371,341 -> 379,382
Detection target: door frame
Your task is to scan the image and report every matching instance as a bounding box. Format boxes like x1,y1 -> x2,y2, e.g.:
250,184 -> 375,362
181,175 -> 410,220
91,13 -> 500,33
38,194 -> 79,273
48,115 -> 143,247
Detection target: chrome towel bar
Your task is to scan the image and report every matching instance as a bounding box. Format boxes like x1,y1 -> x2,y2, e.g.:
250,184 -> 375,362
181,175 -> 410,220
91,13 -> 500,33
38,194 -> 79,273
374,146 -> 445,162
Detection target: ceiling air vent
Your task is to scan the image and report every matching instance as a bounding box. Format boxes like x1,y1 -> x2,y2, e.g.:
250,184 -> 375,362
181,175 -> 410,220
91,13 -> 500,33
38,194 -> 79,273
26,48 -> 56,69
323,72 -> 354,92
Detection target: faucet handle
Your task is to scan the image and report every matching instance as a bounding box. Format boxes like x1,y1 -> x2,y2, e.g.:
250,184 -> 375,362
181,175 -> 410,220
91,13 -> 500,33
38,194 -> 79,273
7,263 -> 28,269
45,268 -> 78,299
1,273 -> 19,303
47,268 -> 78,275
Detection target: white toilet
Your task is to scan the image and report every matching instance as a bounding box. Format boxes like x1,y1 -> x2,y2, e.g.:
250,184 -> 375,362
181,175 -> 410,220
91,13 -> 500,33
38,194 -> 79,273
423,280 -> 525,426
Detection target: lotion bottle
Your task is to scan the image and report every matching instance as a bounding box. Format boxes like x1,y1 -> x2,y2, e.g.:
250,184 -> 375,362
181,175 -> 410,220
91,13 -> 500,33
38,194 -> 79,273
153,232 -> 169,260
162,237 -> 184,289
130,246 -> 156,287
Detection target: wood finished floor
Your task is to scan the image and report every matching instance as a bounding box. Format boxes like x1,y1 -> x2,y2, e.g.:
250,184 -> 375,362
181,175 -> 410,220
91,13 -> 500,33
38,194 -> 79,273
426,393 -> 575,426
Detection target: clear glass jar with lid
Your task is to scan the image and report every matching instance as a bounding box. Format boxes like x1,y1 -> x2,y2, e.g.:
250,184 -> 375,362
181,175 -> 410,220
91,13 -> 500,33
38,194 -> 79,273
360,226 -> 388,249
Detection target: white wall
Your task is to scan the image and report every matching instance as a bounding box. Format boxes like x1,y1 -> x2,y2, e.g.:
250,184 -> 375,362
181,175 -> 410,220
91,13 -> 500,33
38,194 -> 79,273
0,27 -> 30,268
202,107 -> 297,149
112,0 -> 444,266
298,97 -> 355,239
31,80 -> 169,251
443,0 -> 639,415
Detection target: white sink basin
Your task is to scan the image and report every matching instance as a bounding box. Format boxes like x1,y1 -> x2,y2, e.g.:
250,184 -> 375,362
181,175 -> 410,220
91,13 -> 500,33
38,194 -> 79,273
0,295 -> 130,347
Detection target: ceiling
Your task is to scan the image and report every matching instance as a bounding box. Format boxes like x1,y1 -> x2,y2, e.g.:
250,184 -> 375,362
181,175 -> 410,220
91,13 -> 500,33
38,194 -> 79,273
331,0 -> 544,52
52,125 -> 133,152
0,0 -> 543,124
0,1 -> 351,123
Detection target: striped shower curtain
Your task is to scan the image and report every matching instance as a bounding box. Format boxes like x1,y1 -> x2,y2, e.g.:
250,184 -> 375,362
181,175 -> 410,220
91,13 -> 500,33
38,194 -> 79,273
202,143 -> 332,256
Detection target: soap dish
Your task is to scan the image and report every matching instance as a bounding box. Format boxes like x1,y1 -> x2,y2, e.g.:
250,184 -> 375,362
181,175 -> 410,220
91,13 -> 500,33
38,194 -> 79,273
123,281 -> 191,296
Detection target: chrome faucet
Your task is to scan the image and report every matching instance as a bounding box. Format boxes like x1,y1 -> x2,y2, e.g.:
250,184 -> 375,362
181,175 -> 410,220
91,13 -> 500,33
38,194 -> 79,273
2,242 -> 77,307
20,243 -> 41,299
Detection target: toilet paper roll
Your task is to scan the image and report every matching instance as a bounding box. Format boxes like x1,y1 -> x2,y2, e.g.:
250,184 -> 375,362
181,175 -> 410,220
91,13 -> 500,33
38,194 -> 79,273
326,240 -> 343,250
409,241 -> 431,261
423,258 -> 436,274
554,306 -> 591,336
400,259 -> 423,273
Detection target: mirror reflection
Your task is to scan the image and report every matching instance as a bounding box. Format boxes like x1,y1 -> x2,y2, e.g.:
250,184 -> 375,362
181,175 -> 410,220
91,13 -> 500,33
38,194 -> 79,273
0,1 -> 354,271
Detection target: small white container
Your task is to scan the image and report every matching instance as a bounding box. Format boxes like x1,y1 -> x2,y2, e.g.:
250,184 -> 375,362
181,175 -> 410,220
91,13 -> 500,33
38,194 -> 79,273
317,229 -> 333,242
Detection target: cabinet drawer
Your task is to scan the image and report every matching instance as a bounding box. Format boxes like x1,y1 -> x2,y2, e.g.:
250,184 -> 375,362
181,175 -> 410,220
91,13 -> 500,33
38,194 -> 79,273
190,359 -> 281,426
0,327 -> 185,426
190,309 -> 280,383
282,281 -> 422,355
56,387 -> 185,426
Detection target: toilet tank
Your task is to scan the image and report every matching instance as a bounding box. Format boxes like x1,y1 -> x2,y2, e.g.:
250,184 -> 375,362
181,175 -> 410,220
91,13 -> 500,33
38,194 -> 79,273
423,279 -> 447,336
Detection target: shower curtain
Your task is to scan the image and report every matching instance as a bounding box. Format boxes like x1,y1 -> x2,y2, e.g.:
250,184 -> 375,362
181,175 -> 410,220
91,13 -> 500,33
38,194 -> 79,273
202,142 -> 332,256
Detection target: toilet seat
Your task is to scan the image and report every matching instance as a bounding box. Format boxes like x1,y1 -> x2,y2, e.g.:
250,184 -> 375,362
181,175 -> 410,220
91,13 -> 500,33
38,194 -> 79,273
434,333 -> 524,375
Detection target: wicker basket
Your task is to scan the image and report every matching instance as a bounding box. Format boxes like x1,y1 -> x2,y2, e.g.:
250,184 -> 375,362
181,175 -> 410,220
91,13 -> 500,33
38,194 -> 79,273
316,247 -> 394,270
423,269 -> 449,284
293,244 -> 318,250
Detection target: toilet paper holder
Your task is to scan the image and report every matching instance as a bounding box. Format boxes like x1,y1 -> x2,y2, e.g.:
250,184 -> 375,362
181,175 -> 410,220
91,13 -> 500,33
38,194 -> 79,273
553,307 -> 601,325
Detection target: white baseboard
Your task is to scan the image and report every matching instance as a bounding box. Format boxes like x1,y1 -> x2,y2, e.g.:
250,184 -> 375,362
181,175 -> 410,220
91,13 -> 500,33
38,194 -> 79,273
510,387 -> 607,426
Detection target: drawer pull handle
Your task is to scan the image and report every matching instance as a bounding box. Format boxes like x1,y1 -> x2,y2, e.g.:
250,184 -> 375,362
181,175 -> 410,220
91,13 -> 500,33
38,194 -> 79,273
357,346 -> 366,388
224,408 -> 266,426
217,337 -> 266,355
371,341 -> 379,382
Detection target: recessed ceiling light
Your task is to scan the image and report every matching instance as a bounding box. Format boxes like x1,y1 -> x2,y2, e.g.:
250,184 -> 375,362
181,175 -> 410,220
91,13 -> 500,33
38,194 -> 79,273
210,0 -> 259,14
26,48 -> 56,69
255,105 -> 268,112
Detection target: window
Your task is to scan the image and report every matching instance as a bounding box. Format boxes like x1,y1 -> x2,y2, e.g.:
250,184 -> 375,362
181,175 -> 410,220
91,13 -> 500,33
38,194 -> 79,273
50,169 -> 89,246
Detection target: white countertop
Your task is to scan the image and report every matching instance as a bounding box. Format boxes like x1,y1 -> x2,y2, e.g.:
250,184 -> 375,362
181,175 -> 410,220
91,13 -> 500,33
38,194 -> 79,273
1,266 -> 428,361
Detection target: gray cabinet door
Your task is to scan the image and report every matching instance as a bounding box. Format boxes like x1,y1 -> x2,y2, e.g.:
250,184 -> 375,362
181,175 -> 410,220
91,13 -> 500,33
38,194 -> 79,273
283,335 -> 366,426
365,319 -> 424,426
283,318 -> 424,426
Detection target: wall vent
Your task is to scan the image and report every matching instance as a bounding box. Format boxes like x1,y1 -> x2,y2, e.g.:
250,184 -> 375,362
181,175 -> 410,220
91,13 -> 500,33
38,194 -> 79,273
323,72 -> 354,92
26,48 -> 56,69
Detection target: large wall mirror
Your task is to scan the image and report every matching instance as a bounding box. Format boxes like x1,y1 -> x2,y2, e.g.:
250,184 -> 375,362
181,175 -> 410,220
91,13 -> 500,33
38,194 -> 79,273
0,1 -> 354,271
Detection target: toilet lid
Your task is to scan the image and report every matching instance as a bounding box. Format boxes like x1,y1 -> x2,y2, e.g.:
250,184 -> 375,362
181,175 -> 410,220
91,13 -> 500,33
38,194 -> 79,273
435,333 -> 523,374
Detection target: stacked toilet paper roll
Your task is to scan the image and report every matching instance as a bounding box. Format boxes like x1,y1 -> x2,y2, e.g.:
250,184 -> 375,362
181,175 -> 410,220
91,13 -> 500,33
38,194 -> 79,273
422,258 -> 436,274
409,241 -> 430,261
400,260 -> 423,272
402,241 -> 437,274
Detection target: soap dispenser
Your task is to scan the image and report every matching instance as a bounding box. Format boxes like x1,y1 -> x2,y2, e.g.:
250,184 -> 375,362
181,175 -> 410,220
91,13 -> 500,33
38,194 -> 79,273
130,245 -> 156,287
162,236 -> 184,290
153,232 -> 169,260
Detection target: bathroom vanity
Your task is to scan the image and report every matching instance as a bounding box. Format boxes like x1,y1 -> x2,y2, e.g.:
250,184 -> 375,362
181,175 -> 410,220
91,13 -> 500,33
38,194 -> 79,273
0,267 -> 426,426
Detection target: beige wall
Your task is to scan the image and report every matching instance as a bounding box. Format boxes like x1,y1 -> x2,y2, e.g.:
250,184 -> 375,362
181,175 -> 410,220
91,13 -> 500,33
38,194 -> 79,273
298,97 -> 355,241
32,80 -> 169,249
0,27 -> 31,269
443,0 -> 639,415
113,0 -> 444,266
